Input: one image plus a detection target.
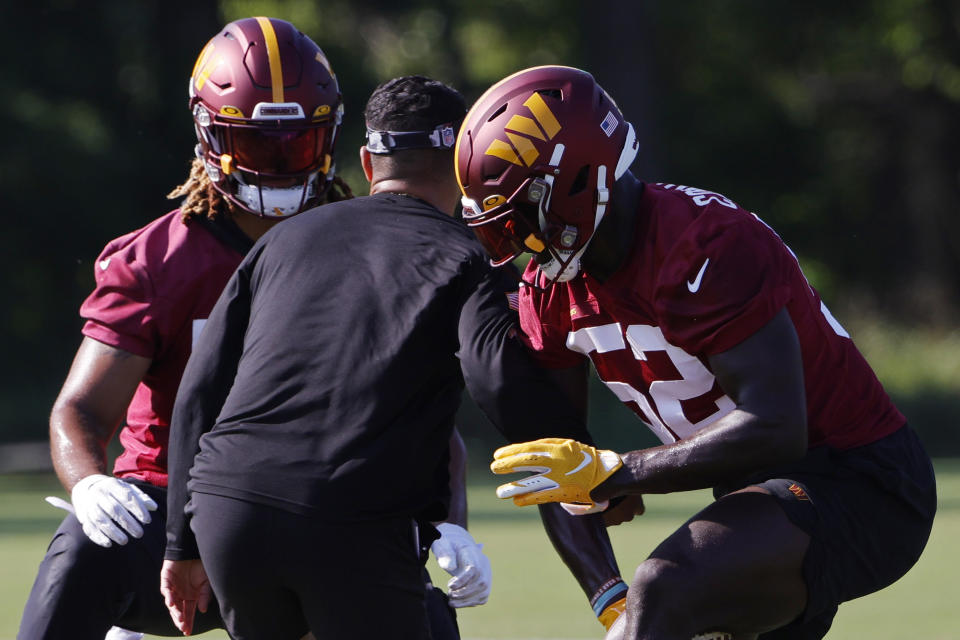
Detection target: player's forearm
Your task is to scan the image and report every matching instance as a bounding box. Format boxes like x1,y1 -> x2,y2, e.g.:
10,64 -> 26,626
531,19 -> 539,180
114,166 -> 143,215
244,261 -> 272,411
595,409 -> 806,499
49,405 -> 115,491
538,503 -> 621,597
597,307 -> 808,498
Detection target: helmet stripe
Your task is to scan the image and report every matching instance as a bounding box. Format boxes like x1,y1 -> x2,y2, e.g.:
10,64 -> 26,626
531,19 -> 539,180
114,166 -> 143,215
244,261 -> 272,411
255,17 -> 284,103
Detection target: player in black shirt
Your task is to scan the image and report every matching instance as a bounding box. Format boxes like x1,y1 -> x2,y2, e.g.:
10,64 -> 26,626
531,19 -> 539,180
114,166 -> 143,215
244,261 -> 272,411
159,76 -> 600,639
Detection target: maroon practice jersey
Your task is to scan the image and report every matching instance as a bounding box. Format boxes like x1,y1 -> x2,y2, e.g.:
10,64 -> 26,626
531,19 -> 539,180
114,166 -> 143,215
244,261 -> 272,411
80,210 -> 245,486
519,183 -> 904,450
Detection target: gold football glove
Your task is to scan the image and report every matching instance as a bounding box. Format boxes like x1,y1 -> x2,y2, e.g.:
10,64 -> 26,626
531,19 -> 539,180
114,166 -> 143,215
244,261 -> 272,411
598,596 -> 627,630
490,438 -> 622,507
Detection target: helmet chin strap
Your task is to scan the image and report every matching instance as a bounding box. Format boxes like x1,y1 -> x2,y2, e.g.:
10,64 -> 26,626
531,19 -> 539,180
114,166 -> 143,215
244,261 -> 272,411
536,121 -> 638,284
537,164 -> 609,283
235,179 -> 316,218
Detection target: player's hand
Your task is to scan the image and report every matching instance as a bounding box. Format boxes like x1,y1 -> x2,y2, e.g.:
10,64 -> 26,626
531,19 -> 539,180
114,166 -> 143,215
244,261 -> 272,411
70,474 -> 158,547
430,522 -> 492,607
602,494 -> 646,527
490,438 -> 622,508
160,558 -> 211,636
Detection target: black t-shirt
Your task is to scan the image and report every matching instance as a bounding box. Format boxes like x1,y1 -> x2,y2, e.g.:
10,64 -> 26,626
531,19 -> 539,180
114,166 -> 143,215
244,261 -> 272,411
165,193 -> 589,559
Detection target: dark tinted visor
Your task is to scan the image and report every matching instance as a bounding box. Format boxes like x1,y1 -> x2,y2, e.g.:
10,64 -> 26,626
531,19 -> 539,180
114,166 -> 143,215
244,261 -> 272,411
227,126 -> 329,174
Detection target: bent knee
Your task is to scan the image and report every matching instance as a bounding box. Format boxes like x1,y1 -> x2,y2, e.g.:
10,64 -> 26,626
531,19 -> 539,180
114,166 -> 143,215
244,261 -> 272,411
630,556 -> 692,599
44,516 -> 117,569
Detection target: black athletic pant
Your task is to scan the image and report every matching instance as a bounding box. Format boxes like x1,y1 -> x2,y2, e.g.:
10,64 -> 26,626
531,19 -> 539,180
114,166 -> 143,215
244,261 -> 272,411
189,491 -> 456,640
17,481 -> 223,640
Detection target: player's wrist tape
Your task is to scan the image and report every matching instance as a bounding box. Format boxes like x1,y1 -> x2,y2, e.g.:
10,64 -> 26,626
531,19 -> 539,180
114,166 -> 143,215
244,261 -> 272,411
590,577 -> 628,617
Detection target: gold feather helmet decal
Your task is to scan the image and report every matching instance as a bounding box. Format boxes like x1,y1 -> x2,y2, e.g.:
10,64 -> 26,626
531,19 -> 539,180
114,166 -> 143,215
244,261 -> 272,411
484,92 -> 562,167
455,65 -> 567,190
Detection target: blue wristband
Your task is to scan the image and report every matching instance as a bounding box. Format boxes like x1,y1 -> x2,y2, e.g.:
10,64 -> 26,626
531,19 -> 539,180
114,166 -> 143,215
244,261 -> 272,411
591,579 -> 628,616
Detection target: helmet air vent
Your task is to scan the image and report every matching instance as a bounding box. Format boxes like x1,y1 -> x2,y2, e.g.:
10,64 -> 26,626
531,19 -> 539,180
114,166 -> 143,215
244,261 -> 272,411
483,166 -> 507,182
487,104 -> 508,122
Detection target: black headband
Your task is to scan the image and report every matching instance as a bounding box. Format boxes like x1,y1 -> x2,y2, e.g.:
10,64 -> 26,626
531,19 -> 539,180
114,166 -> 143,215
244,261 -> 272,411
365,122 -> 457,155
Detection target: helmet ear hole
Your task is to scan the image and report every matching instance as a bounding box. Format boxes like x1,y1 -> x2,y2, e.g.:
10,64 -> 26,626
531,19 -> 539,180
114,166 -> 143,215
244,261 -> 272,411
568,165 -> 590,196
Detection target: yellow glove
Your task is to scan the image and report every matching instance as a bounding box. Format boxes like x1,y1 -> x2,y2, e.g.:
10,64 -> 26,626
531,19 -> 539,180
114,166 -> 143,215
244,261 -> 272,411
490,438 -> 622,507
598,596 -> 627,630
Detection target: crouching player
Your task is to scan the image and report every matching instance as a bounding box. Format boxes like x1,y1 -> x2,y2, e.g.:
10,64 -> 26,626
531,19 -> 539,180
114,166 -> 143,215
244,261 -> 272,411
456,65 -> 937,639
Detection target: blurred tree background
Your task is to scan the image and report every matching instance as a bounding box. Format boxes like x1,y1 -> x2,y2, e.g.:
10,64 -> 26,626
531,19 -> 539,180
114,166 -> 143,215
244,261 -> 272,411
2,1 -> 958,455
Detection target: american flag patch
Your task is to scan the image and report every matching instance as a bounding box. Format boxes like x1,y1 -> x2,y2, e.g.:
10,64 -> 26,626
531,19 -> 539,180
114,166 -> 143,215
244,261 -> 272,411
505,291 -> 520,311
600,111 -> 618,137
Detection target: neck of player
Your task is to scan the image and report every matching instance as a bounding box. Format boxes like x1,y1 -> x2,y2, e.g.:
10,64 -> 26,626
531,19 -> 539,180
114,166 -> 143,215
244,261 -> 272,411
581,171 -> 644,282
229,205 -> 283,241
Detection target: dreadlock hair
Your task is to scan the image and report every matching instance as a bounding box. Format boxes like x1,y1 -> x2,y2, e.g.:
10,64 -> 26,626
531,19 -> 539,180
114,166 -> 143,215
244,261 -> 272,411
168,157 -> 354,223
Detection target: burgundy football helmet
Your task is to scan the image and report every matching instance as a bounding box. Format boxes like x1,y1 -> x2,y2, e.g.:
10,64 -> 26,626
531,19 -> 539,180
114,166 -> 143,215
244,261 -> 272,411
455,66 -> 638,282
189,17 -> 342,218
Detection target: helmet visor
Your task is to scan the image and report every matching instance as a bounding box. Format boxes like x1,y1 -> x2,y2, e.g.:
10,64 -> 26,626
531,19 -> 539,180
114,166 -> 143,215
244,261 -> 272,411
228,125 -> 330,175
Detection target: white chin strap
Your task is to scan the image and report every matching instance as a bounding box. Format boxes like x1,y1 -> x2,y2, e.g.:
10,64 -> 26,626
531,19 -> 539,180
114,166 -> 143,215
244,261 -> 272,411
235,176 -> 318,219
538,164 -> 608,283
538,248 -> 581,283
538,122 -> 639,283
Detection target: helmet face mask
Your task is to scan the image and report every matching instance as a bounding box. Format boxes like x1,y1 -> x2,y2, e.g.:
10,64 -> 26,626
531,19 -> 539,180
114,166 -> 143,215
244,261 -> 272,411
189,17 -> 342,218
461,175 -> 555,266
456,65 -> 639,283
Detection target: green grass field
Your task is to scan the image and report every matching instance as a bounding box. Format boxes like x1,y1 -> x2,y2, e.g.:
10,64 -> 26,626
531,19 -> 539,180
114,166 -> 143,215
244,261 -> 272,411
2,462 -> 957,640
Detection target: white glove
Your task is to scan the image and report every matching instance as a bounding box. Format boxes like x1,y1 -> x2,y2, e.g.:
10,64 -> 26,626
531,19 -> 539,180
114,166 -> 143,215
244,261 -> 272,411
430,523 -> 492,608
104,627 -> 144,640
70,474 -> 158,548
560,501 -> 609,516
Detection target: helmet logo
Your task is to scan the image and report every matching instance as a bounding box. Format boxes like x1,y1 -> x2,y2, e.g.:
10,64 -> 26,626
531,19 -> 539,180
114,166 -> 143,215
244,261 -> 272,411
314,50 -> 335,78
482,195 -> 506,211
191,43 -> 220,92
194,54 -> 224,93
220,105 -> 244,118
314,105 -> 331,118
484,92 -> 561,167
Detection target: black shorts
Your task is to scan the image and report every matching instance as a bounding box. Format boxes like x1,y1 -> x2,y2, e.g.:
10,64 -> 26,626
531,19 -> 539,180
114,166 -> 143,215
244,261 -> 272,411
715,424 -> 937,638
188,492 -> 434,640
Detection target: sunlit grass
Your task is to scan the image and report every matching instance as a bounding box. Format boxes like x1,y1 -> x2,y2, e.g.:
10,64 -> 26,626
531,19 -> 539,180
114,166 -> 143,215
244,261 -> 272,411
847,318 -> 960,395
2,464 -> 957,639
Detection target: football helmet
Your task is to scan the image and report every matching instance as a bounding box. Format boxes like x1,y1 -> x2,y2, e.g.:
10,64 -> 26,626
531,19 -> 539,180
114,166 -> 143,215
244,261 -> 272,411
189,17 -> 342,218
455,66 -> 638,282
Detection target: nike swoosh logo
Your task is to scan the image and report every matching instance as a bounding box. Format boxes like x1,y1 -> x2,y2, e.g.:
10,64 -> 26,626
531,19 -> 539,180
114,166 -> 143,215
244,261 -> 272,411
99,258 -> 111,271
566,450 -> 592,475
687,258 -> 710,293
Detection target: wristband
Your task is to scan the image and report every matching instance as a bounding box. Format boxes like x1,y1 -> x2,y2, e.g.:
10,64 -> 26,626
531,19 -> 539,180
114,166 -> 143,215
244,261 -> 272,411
590,577 -> 628,617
